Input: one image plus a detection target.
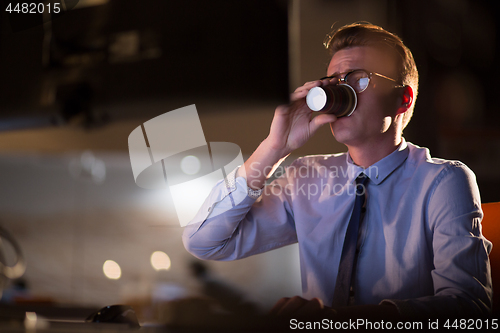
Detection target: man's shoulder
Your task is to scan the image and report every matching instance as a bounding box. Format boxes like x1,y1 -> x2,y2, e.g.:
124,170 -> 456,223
406,142 -> 475,179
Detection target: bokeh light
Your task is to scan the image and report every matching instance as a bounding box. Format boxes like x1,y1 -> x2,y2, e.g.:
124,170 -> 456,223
180,155 -> 201,175
103,260 -> 121,279
150,251 -> 171,271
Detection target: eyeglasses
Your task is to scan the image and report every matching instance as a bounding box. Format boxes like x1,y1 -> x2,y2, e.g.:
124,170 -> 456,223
320,69 -> 404,93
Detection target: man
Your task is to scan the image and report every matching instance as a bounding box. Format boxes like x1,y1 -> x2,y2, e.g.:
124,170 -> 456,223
182,23 -> 492,319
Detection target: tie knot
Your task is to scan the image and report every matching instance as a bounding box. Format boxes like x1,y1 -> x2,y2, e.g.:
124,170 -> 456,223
356,173 -> 368,184
355,173 -> 368,194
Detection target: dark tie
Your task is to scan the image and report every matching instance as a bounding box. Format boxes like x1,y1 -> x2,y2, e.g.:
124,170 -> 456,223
332,173 -> 369,307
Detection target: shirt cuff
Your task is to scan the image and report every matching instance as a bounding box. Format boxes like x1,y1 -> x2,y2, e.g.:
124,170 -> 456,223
227,166 -> 263,199
247,186 -> 263,199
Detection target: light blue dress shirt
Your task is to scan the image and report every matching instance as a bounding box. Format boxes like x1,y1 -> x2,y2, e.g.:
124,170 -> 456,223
183,139 -> 492,317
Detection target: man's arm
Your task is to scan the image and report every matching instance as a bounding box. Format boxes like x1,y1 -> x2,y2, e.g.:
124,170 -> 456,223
182,168 -> 298,261
384,162 -> 492,318
183,79 -> 337,260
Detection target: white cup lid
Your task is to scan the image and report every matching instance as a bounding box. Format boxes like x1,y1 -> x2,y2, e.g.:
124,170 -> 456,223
306,87 -> 327,111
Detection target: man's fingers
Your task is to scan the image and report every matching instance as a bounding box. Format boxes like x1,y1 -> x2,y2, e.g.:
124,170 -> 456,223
292,80 -> 322,97
295,80 -> 322,92
275,296 -> 309,316
269,296 -> 314,316
294,297 -> 324,316
294,77 -> 338,95
322,77 -> 339,86
292,77 -> 339,104
269,296 -> 329,318
290,89 -> 309,102
309,113 -> 337,135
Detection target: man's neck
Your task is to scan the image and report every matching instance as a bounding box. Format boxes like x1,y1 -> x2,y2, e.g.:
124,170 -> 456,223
347,136 -> 402,168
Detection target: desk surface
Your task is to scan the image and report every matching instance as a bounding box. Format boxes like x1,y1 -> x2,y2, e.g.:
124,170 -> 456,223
0,303 -> 283,333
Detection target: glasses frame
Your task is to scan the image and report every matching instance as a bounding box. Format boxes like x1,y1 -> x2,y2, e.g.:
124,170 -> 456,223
320,69 -> 405,93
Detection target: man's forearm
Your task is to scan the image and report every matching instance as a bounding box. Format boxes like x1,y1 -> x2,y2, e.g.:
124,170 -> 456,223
238,138 -> 290,190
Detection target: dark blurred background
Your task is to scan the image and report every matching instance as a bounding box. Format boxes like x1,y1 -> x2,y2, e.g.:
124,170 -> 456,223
0,0 -> 289,127
0,0 -> 498,323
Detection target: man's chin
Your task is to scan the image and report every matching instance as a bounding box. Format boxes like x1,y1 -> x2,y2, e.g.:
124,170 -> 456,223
331,120 -> 359,145
330,128 -> 351,146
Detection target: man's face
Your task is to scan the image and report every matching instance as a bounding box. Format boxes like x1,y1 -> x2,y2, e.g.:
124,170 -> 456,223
327,46 -> 402,147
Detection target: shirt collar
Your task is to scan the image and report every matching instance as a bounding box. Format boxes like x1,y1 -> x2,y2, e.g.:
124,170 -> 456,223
346,138 -> 409,185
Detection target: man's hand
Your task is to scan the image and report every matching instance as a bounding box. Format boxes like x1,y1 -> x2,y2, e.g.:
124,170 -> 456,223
240,79 -> 338,190
269,296 -> 401,321
266,79 -> 338,158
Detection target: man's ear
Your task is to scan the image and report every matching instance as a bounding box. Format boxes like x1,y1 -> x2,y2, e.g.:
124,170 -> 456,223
396,86 -> 413,115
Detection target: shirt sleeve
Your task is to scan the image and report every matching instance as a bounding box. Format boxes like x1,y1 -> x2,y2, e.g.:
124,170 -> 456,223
182,166 -> 298,261
384,162 -> 493,318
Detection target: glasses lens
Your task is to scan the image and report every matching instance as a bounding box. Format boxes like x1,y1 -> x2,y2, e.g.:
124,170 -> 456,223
346,70 -> 370,93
